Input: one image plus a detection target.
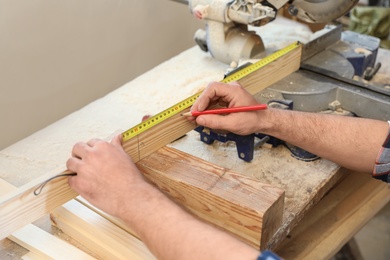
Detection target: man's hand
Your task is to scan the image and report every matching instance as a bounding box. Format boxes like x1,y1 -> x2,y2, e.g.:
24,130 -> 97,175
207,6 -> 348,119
65,132 -> 261,260
66,134 -> 145,218
190,81 -> 267,135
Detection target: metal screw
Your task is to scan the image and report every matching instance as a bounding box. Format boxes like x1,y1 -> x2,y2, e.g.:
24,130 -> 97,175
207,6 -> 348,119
288,5 -> 298,16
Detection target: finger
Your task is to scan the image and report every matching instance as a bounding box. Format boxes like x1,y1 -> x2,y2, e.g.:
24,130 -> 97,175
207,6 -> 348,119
67,174 -> 83,194
87,138 -> 102,147
192,82 -> 220,112
67,174 -> 76,189
71,142 -> 90,159
193,82 -> 234,112
196,114 -> 233,131
66,156 -> 81,173
217,100 -> 228,107
186,115 -> 197,122
111,134 -> 123,148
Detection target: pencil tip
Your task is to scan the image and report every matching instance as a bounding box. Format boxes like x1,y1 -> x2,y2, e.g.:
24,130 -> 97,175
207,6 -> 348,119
181,112 -> 192,117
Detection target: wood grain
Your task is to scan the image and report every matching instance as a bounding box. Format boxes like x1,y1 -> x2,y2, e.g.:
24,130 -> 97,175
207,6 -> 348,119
9,224 -> 95,260
138,146 -> 284,248
0,172 -> 77,241
51,200 -> 155,260
275,170 -> 390,259
240,46 -> 302,95
0,178 -> 93,259
124,45 -> 302,162
73,146 -> 284,250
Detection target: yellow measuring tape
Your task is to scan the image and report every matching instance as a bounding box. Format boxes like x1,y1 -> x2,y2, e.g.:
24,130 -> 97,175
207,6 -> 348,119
122,41 -> 301,142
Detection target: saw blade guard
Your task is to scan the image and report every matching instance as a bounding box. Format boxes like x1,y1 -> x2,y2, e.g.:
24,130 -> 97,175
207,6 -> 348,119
291,0 -> 359,23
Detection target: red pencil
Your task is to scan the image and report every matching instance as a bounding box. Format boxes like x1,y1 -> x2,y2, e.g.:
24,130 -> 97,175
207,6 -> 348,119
181,104 -> 268,117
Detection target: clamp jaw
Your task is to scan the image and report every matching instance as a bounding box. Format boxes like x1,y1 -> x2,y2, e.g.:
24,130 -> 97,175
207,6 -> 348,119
194,100 -> 319,162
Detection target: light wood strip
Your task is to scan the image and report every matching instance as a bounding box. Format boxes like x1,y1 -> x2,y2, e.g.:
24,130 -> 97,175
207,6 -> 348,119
0,178 -> 94,259
124,45 -> 302,161
275,170 -> 390,259
0,172 -> 77,241
240,46 -> 302,95
21,252 -> 49,260
51,200 -> 156,260
9,224 -> 95,260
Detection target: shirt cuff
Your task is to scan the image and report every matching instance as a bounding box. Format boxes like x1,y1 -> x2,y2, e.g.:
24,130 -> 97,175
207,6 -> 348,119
257,250 -> 281,260
373,121 -> 390,183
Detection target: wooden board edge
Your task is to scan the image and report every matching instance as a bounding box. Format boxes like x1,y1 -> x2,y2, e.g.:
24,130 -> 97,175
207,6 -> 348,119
0,173 -> 77,241
51,199 -> 155,260
275,170 -> 390,259
138,146 -> 285,248
8,224 -> 95,260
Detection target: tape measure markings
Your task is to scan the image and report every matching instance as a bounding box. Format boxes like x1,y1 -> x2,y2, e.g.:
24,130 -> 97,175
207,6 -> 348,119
122,41 -> 301,141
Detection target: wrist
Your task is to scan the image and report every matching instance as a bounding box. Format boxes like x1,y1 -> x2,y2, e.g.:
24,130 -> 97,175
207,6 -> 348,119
116,180 -> 167,230
255,108 -> 282,135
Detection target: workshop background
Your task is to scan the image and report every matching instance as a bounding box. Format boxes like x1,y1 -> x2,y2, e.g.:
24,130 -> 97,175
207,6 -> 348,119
0,0 -> 202,150
0,0 -> 389,259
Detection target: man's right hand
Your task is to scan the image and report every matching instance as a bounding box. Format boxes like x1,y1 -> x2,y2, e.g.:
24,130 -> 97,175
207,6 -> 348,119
189,81 -> 268,135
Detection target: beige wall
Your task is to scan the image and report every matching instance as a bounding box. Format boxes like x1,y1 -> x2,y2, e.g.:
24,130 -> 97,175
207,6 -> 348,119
0,0 -> 201,149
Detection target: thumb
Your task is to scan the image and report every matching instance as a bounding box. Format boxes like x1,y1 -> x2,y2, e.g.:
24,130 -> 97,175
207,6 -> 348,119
111,134 -> 123,147
196,115 -> 229,131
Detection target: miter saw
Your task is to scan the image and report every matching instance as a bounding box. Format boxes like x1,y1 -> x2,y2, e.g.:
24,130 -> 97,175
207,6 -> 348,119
193,24 -> 388,162
183,0 -> 359,64
170,0 -> 389,162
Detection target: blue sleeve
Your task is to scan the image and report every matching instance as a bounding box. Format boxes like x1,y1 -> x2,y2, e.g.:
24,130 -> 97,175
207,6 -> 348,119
373,121 -> 390,183
257,250 -> 281,260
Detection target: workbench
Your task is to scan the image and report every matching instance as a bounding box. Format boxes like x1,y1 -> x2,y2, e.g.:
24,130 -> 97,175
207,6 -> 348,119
1,23 -> 390,258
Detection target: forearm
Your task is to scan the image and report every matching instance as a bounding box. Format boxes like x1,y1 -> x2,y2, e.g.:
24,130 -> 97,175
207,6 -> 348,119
67,135 -> 260,259
119,182 -> 259,260
258,109 -> 389,172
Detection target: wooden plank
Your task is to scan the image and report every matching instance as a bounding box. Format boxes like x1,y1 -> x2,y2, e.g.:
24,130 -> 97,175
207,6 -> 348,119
22,252 -> 49,260
76,147 -> 285,249
239,46 -> 301,96
75,196 -> 139,238
0,45 -> 302,240
0,172 -> 77,241
265,165 -> 345,250
9,224 -> 95,260
138,146 -> 284,248
0,178 -> 29,259
0,178 -> 15,194
275,170 -> 390,259
50,200 -> 156,260
0,178 -> 93,259
124,45 -> 302,161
